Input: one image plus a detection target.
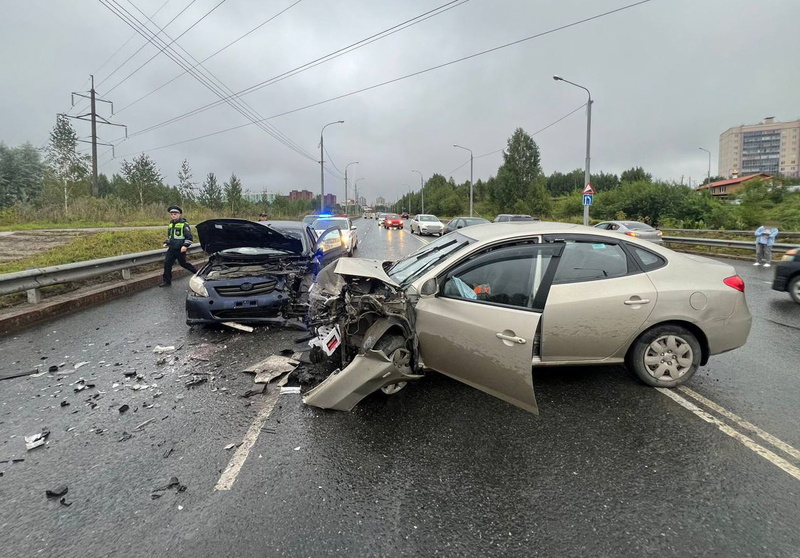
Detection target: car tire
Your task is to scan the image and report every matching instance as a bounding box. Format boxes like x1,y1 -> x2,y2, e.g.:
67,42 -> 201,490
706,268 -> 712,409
629,325 -> 701,387
374,334 -> 411,396
789,276 -> 800,304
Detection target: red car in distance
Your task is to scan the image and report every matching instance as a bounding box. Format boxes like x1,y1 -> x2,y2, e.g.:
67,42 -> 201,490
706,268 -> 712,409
383,214 -> 404,230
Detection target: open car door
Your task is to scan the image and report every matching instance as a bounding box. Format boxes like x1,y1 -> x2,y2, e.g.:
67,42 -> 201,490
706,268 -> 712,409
414,242 -> 563,414
315,226 -> 347,267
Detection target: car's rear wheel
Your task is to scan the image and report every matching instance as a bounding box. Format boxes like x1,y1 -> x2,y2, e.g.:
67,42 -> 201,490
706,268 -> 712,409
789,276 -> 800,304
629,325 -> 700,387
374,334 -> 411,395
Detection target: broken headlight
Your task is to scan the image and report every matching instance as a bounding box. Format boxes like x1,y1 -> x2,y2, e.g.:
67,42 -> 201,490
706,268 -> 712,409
188,274 -> 208,297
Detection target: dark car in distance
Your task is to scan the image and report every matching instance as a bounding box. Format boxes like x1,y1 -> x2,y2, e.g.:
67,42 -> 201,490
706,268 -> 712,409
443,216 -> 491,234
186,219 -> 346,327
401,211 -> 410,219
772,247 -> 800,304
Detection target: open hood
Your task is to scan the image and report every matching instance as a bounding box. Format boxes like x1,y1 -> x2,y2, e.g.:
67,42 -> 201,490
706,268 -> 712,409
196,219 -> 304,254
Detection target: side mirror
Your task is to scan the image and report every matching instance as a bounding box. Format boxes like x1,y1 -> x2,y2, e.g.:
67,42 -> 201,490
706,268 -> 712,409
420,278 -> 438,296
351,225 -> 357,230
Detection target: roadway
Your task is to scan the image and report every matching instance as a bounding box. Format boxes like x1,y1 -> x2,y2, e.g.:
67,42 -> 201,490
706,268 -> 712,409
1,217 -> 798,557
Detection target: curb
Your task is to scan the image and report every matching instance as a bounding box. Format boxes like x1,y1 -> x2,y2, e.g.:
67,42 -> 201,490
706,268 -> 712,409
0,260 -> 203,337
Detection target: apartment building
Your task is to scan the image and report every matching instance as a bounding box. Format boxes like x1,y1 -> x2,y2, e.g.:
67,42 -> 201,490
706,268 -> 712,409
719,117 -> 800,178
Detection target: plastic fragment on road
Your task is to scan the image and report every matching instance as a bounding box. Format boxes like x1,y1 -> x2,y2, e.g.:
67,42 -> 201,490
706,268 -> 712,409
118,431 -> 133,442
134,418 -> 156,431
59,497 -> 72,507
74,362 -> 89,370
0,369 -> 43,381
242,384 -> 267,398
280,386 -> 301,395
118,404 -> 130,414
185,376 -> 207,388
222,321 -> 254,333
151,476 -> 187,499
153,345 -> 176,354
25,430 -> 50,450
45,485 -> 68,498
253,355 -> 300,384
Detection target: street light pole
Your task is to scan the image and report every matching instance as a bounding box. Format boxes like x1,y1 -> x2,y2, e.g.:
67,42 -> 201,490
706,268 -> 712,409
412,170 -> 424,214
698,148 -> 711,188
354,178 -> 364,214
553,75 -> 592,226
453,144 -> 474,216
319,120 -> 344,213
344,161 -> 359,216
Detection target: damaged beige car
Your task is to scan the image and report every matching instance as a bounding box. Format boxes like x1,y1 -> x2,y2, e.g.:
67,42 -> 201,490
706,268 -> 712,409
303,222 -> 752,413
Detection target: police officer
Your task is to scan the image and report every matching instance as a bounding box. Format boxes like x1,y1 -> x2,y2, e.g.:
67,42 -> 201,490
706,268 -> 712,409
160,206 -> 198,287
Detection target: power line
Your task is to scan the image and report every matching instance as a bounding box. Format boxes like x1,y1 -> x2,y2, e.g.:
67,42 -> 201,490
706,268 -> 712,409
99,0 -> 317,163
126,0 -> 469,138
115,0 -> 304,114
118,0 -> 652,156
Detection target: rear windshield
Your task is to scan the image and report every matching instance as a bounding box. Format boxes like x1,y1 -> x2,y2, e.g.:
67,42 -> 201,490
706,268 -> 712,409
509,215 -> 534,221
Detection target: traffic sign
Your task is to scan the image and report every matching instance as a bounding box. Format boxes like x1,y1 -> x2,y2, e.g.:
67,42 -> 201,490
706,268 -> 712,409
583,183 -> 595,195
583,194 -> 594,206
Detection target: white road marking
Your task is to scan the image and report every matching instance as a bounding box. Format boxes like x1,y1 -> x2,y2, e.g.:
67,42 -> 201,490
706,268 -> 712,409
214,389 -> 281,491
656,388 -> 800,482
677,386 -> 800,461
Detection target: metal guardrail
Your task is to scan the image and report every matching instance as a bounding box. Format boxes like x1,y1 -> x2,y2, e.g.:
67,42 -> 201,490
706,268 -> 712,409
662,236 -> 796,253
0,246 -> 204,303
661,228 -> 800,238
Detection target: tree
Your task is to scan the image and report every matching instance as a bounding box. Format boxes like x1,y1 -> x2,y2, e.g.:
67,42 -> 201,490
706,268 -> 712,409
198,172 -> 223,210
0,142 -> 45,207
620,166 -> 652,184
120,153 -> 164,210
177,159 -> 195,205
493,128 -> 551,216
46,114 -> 89,213
224,173 -> 244,215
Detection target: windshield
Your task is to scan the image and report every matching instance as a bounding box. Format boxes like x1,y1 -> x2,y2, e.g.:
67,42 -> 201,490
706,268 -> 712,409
387,232 -> 473,284
312,218 -> 349,230
386,214 -> 400,219
464,218 -> 489,226
419,215 -> 439,222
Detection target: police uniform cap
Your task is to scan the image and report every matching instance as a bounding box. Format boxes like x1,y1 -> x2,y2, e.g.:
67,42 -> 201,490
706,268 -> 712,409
168,206 -> 183,213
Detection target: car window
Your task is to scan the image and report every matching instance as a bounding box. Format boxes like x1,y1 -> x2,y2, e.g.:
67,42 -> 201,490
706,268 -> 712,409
630,245 -> 667,271
552,240 -> 629,284
442,243 -> 560,310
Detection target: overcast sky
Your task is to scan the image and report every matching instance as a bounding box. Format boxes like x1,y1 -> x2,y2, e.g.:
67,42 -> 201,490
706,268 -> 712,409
3,0 -> 799,204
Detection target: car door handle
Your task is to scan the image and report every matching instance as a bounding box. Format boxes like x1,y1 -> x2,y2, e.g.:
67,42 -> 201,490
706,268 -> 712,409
624,297 -> 651,305
496,332 -> 527,344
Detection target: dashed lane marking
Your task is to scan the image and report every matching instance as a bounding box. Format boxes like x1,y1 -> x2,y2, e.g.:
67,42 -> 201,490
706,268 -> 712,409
656,387 -> 800,482
214,389 -> 281,491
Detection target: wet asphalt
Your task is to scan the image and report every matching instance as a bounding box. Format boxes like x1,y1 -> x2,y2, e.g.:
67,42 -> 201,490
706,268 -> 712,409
0,218 -> 798,557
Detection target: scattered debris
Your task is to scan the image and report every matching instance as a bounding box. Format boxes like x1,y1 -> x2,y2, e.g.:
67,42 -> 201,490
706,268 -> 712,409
118,404 -> 130,414
223,443 -> 238,450
222,321 -> 254,333
153,373 -> 165,380
123,371 -> 137,378
118,431 -> 133,442
131,384 -> 149,391
242,384 -> 267,398
252,355 -> 300,384
74,362 -> 89,370
185,376 -> 208,388
151,476 -> 186,499
45,485 -> 68,498
153,345 -> 176,354
190,356 -> 210,362
25,430 -> 51,450
280,387 -> 301,395
0,369 -> 39,382
59,497 -> 72,507
163,447 -> 174,459
49,365 -> 59,372
155,357 -> 168,366
60,401 -> 70,407
134,418 -> 156,431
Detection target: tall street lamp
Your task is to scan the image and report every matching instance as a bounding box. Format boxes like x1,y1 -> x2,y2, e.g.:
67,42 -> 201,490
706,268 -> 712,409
319,120 -> 344,213
553,75 -> 592,226
453,144 -> 474,216
698,147 -> 711,188
344,161 -> 359,216
412,170 -> 424,214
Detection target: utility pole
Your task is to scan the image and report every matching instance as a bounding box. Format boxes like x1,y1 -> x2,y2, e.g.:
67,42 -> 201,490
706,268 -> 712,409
65,76 -> 127,197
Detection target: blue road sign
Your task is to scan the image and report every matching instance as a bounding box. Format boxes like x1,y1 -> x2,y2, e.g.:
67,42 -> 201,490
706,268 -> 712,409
583,194 -> 594,206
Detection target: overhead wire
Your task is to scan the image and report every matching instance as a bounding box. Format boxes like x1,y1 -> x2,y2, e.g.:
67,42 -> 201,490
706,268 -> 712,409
99,0 -> 317,163
117,0 -> 652,156
126,0 -> 470,138
115,0 -> 304,114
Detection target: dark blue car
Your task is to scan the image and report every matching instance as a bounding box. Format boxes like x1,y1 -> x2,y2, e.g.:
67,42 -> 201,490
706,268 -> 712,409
186,219 -> 346,327
771,247 -> 800,304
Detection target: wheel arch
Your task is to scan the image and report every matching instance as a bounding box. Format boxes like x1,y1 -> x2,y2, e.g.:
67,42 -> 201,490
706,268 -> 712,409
361,317 -> 412,352
625,320 -> 710,367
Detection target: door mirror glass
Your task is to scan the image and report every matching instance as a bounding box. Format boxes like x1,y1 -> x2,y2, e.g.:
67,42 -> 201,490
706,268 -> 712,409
420,278 -> 438,296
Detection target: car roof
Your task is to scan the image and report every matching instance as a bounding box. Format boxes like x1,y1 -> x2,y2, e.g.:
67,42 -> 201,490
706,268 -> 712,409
457,221 -> 662,246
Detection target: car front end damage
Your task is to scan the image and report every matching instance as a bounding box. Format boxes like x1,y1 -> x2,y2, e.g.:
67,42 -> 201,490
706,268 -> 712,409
302,259 -> 423,411
186,252 -> 315,327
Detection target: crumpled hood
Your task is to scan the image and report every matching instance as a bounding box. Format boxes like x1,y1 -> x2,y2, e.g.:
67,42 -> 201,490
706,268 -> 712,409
196,219 -> 303,254
331,258 -> 400,288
